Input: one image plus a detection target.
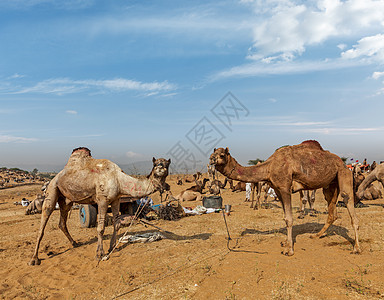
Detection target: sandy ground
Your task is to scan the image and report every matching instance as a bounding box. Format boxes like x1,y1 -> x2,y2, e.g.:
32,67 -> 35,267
1,175 -> 384,299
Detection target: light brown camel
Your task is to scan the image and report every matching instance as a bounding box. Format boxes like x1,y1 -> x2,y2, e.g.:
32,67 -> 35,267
207,178 -> 229,195
356,163 -> 384,200
187,178 -> 209,193
230,180 -> 246,192
184,172 -> 201,183
250,181 -> 270,209
209,141 -> 360,256
207,164 -> 217,180
298,190 -> 316,218
29,147 -> 170,265
174,190 -> 203,202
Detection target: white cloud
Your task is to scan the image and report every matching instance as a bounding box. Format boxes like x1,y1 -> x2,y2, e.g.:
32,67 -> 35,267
372,71 -> 384,80
341,34 -> 384,61
243,0 -> 384,62
7,73 -> 25,80
302,127 -> 384,135
211,58 -> 362,80
0,134 -> 37,143
126,151 -> 143,158
66,110 -> 78,115
6,77 -> 176,96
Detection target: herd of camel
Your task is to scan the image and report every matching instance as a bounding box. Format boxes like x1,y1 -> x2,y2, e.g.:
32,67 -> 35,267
28,141 -> 384,265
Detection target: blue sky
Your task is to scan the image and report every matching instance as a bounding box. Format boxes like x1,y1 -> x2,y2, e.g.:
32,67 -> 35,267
1,0 -> 384,172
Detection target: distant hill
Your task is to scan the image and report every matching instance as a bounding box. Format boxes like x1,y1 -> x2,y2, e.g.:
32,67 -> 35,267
6,160 -> 207,175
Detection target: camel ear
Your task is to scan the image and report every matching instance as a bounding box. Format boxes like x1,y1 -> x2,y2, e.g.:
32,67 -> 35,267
225,147 -> 229,154
167,159 -> 171,165
214,148 -> 216,152
152,157 -> 156,164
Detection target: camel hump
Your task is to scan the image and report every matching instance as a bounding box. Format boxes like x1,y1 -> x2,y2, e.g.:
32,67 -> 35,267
300,140 -> 323,150
71,147 -> 92,157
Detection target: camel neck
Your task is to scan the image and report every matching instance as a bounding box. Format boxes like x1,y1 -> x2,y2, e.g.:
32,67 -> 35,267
118,172 -> 157,198
218,155 -> 270,183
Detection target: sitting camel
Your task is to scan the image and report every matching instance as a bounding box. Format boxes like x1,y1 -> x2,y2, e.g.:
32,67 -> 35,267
209,141 -> 360,256
207,177 -> 229,195
230,180 -> 246,192
356,163 -> 384,201
207,164 -> 217,180
174,190 -> 203,202
174,178 -> 209,201
184,172 -> 201,183
187,178 -> 209,193
29,147 -> 170,265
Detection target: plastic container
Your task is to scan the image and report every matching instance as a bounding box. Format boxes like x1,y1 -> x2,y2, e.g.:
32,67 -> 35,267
202,196 -> 223,209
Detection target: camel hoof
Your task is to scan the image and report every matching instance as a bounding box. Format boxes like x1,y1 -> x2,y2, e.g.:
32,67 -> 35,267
352,247 -> 362,254
309,234 -> 319,239
96,251 -> 105,261
281,248 -> 294,256
28,258 -> 41,266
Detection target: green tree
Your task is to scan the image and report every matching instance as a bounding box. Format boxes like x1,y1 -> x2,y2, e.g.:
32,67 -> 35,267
248,158 -> 265,165
31,168 -> 38,176
340,157 -> 348,165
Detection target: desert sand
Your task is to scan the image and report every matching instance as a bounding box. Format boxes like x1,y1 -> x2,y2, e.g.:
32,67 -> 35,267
1,174 -> 384,299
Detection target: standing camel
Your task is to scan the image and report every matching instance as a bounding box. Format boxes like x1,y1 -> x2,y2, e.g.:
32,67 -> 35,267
298,190 -> 316,218
29,147 -> 170,265
209,141 -> 360,256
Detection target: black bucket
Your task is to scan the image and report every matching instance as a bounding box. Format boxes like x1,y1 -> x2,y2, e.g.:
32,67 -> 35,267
202,196 -> 223,209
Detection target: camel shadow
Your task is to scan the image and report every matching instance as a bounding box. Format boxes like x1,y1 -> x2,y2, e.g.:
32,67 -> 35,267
367,203 -> 384,208
241,222 -> 354,246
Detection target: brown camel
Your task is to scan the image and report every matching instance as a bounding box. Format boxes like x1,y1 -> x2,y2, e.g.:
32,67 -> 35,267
357,163 -> 384,200
207,177 -> 229,195
250,181 -> 270,209
209,141 -> 360,256
298,190 -> 316,218
230,180 -> 246,192
174,190 -> 203,202
184,172 -> 201,183
187,178 -> 209,193
207,164 -> 217,180
29,147 -> 170,265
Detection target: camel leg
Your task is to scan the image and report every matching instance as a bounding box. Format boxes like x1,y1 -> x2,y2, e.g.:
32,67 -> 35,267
29,180 -> 60,266
339,174 -> 361,254
308,190 -> 317,216
252,183 -> 261,210
108,199 -> 121,253
96,200 -> 108,260
298,190 -> 307,219
276,189 -> 294,256
311,183 -> 338,239
58,198 -> 79,247
250,183 -> 256,209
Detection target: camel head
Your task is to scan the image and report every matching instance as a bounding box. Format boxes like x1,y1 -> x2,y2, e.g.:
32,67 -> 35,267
209,147 -> 230,170
151,157 -> 171,179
